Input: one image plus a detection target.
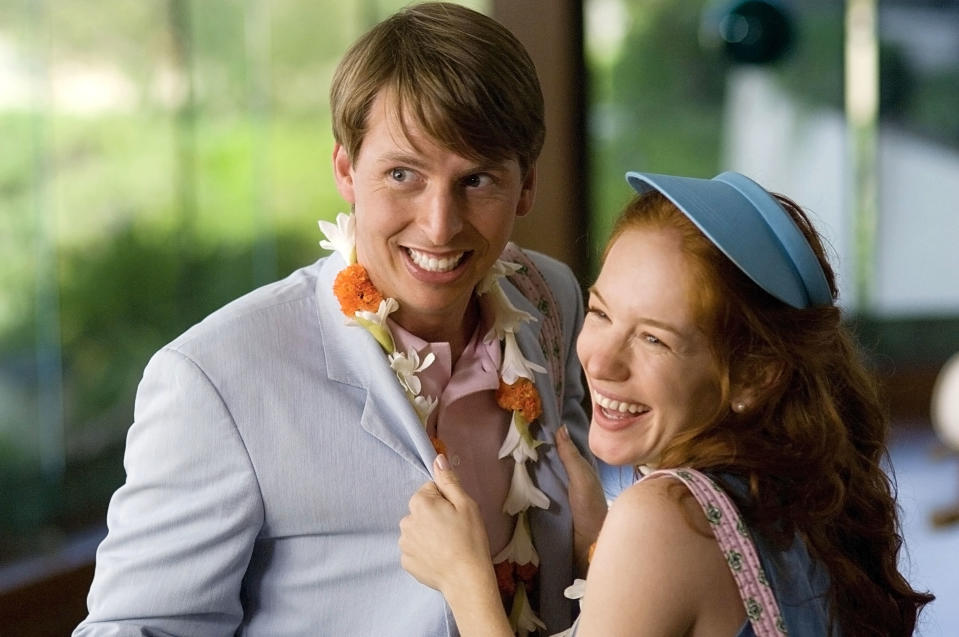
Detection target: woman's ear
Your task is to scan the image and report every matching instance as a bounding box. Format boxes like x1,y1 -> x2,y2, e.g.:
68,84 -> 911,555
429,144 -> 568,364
729,360 -> 784,414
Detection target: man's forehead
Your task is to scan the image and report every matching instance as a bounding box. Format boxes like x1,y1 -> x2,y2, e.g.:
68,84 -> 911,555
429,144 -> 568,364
369,91 -> 516,169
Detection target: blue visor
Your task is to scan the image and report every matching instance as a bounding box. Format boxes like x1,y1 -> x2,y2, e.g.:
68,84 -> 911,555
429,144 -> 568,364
625,170 -> 832,309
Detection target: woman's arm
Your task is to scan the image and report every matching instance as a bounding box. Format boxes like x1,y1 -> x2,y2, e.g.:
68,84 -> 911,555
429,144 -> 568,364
399,455 -> 513,637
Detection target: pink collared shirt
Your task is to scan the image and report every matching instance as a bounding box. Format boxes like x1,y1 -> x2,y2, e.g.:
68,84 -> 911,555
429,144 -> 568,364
389,317 -> 514,554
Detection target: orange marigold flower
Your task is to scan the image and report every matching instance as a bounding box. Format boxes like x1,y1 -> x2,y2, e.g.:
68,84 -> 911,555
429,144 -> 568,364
515,561 -> 538,585
494,560 -> 516,597
333,264 -> 383,316
495,378 -> 542,422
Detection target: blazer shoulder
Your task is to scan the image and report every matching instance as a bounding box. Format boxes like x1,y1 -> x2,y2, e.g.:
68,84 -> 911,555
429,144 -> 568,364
509,247 -> 583,309
166,258 -> 330,357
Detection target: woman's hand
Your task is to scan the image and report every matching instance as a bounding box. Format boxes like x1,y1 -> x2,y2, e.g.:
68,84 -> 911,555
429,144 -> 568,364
556,425 -> 608,576
399,454 -> 495,593
399,455 -> 512,637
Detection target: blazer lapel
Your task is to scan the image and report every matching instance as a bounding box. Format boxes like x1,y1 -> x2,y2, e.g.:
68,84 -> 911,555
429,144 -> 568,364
314,256 -> 435,478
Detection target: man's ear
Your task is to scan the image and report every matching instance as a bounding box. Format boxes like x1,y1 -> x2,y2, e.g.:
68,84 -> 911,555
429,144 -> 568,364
332,143 -> 356,204
516,163 -> 537,218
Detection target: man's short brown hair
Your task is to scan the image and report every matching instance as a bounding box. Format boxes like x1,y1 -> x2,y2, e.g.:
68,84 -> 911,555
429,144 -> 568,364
330,2 -> 545,175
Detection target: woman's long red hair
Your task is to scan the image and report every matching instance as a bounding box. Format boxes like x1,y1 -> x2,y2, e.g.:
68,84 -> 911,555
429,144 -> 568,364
607,191 -> 934,636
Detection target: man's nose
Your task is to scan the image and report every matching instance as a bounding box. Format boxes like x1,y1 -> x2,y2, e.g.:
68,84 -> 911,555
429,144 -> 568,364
419,186 -> 463,245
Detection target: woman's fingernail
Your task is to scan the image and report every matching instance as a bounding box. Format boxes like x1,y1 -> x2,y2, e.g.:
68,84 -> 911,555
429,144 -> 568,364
435,454 -> 450,471
559,425 -> 570,441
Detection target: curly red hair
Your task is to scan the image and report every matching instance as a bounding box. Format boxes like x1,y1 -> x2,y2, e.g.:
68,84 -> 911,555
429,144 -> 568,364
606,191 -> 933,636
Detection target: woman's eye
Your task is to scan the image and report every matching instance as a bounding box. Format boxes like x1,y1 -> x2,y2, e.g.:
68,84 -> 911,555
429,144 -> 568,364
585,306 -> 608,320
643,333 -> 666,347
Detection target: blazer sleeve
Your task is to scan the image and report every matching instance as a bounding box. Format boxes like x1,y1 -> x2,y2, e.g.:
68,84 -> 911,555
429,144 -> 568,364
74,347 -> 264,637
554,260 -> 590,454
525,252 -> 590,456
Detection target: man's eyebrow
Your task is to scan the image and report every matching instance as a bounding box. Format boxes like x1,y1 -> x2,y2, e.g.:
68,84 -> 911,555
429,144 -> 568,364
377,151 -> 428,168
376,151 -> 512,174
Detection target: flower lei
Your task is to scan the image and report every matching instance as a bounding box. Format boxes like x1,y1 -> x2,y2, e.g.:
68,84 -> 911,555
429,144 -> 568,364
320,213 -> 550,635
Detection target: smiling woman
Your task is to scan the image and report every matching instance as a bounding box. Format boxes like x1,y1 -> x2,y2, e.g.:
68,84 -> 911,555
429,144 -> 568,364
578,224 -> 724,469
398,169 -> 935,637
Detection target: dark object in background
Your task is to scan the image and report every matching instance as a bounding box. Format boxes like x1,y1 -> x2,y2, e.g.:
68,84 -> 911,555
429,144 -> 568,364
701,0 -> 795,65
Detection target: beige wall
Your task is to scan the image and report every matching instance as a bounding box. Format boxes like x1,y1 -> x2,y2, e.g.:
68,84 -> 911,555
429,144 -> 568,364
492,0 -> 588,279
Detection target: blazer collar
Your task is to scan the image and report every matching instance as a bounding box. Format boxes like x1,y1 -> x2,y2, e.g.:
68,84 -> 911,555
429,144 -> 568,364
312,255 -> 553,475
314,256 -> 435,476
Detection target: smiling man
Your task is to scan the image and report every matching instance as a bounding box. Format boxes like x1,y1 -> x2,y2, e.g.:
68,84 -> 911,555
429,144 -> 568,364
332,89 -> 534,355
74,3 -> 589,636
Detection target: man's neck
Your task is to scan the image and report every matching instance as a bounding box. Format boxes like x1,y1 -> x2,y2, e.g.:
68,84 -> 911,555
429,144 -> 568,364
393,297 -> 480,364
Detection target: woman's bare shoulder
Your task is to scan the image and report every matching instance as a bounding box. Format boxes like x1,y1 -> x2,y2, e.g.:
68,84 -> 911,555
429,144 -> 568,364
606,473 -> 714,538
575,474 -> 744,636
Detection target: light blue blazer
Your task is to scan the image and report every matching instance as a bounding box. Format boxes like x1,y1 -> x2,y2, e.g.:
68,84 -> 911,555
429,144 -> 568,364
74,250 -> 589,636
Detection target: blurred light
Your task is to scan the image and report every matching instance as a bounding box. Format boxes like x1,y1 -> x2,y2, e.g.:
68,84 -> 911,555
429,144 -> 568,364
701,0 -> 795,65
585,0 -> 630,64
845,0 -> 879,124
933,352 -> 959,450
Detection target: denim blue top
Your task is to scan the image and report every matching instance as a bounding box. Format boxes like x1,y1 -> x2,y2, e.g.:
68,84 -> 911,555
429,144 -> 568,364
576,465 -> 836,636
722,474 -> 835,637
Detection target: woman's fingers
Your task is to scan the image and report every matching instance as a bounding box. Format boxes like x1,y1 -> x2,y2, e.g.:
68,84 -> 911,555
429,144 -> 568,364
556,425 -> 609,576
431,454 -> 472,509
399,455 -> 493,592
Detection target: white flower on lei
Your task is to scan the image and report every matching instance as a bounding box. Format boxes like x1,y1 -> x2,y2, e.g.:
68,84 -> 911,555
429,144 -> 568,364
500,332 -> 546,384
564,578 -> 586,602
481,281 -> 536,344
503,459 -> 550,515
493,510 -> 539,566
318,212 -> 356,265
498,411 -> 544,463
411,394 -> 439,425
510,582 -> 546,636
546,579 -> 586,637
388,348 -> 436,396
476,258 -> 521,295
351,297 -> 399,353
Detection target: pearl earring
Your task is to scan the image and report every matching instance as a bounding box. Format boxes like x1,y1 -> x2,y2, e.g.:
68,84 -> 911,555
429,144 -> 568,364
733,401 -> 746,413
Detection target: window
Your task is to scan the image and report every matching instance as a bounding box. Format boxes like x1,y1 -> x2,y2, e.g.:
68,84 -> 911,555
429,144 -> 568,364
0,0 -> 486,573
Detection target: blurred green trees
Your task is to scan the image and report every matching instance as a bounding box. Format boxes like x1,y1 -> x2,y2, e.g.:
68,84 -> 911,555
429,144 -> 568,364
0,0 -> 451,563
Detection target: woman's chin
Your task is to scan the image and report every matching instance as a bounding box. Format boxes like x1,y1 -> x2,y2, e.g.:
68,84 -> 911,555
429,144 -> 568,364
589,438 -> 645,468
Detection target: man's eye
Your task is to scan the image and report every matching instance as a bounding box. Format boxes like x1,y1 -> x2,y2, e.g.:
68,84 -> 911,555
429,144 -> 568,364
463,173 -> 492,188
390,168 -> 409,181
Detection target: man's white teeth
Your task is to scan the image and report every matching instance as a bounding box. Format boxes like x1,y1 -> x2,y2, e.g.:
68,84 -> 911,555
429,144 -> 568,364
594,392 -> 646,414
407,248 -> 465,273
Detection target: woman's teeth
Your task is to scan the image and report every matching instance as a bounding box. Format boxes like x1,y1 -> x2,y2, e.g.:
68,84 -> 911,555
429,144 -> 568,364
594,392 -> 647,415
407,248 -> 465,273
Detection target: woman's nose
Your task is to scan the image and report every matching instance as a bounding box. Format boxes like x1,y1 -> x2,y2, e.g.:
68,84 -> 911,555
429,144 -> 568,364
584,338 -> 630,382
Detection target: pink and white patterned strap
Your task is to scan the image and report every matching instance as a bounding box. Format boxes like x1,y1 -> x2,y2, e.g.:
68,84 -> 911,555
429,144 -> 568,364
643,468 -> 788,636
501,242 -> 565,413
